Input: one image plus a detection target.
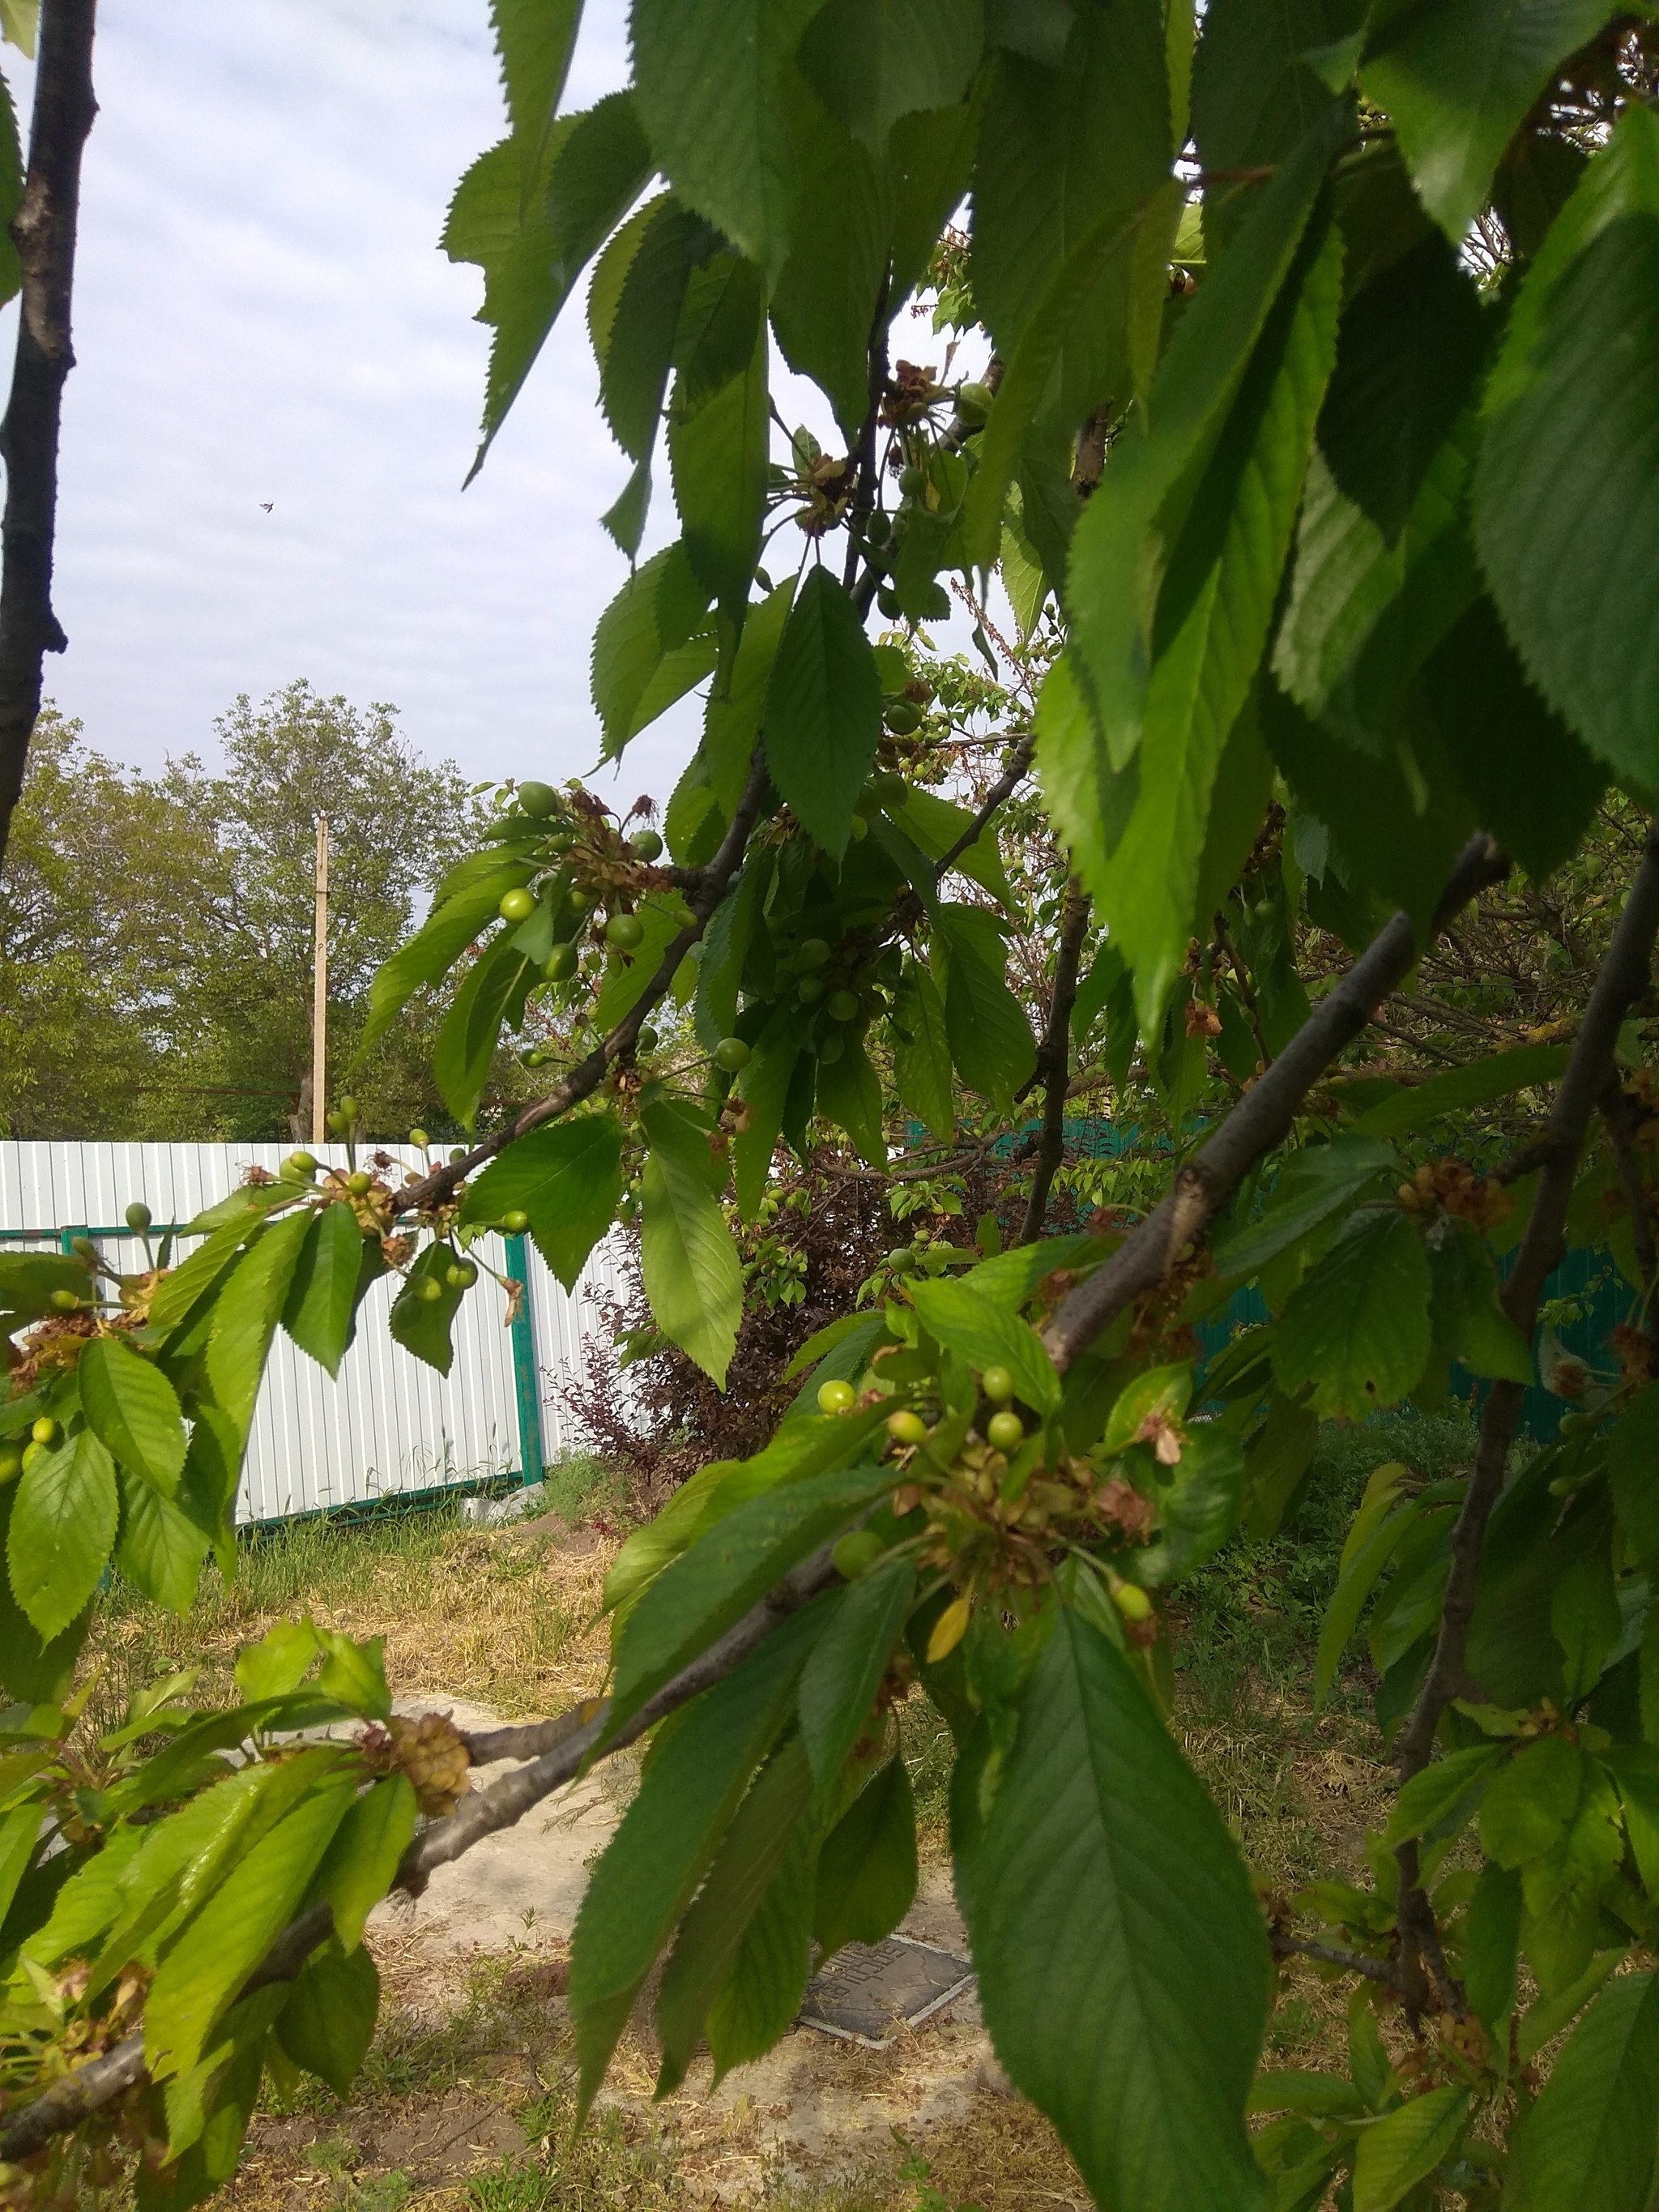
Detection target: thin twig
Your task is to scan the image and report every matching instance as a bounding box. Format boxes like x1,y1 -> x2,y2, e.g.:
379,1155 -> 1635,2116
1390,822 -> 1659,2016
1019,883 -> 1089,1244
937,732 -> 1035,877
1040,835 -> 1510,1374
1270,1932 -> 1403,1989
0,0 -> 99,873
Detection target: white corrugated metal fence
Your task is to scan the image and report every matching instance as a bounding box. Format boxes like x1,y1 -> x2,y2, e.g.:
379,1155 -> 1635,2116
1,1142 -> 627,1524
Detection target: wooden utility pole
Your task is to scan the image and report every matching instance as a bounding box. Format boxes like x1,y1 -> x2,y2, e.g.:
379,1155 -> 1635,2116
310,815 -> 328,1143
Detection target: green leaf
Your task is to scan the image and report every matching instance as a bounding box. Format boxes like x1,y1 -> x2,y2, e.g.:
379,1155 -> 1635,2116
814,1035 -> 885,1167
630,0 -> 818,279
1273,1208 -> 1432,1421
1505,1972 -> 1659,2212
1359,0 -> 1617,246
0,1487 -> 90,1703
433,936 -> 531,1131
892,963 -> 955,1141
1086,210 -> 1343,1031
667,268 -> 770,613
116,1471 -> 209,1616
609,1465 -> 893,1730
1464,1861 -> 1522,2029
9,1431 -> 118,1643
655,1736 -> 814,2093
801,0 -> 981,152
812,1754 -> 918,1957
1473,108 -> 1659,787
1190,0 -> 1362,228
1610,1388 -> 1659,1572
706,579 -> 794,811
276,1939 -> 379,2098
362,862 -> 533,1049
0,1250 -> 92,1321
909,1279 -> 1060,1416
235,1620 -> 320,1703
592,894 -> 693,1031
1480,1734 -> 1582,1868
1351,1043 -> 1571,1138
313,1628 -> 392,1719
891,786 -> 1016,907
1351,2084 -> 1468,2212
640,1097 -> 744,1387
387,1241 -> 468,1377
1428,1218 -> 1531,1385
146,1776 -> 358,2082
280,1202 -> 369,1378
938,903 -> 1035,1111
490,0 -> 583,147
592,540 -> 714,754
770,79 -> 891,435
763,566 -> 883,859
460,1112 -> 624,1291
798,1557 -> 916,1791
569,1607 -> 821,2108
1134,1426 -> 1246,1586
79,1337 -> 187,1497
973,0 -> 1169,412
1382,1744 -> 1501,1848
960,1608 -> 1270,2210
204,1211 -> 316,1435
1066,105 -> 1345,770
444,92 -> 653,476
1212,1135 -> 1397,1279
705,1825 -> 817,2077
591,195 -> 710,468
733,1001 -> 810,1219
304,1775 -> 418,1950
785,1313 -> 888,1417
1315,1500 -> 1419,1703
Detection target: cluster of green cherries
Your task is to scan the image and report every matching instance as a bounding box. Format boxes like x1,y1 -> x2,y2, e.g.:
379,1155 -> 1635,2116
0,1413 -> 62,1484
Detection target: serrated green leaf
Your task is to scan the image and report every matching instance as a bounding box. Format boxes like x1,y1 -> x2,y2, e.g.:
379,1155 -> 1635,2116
937,903 -> 1035,1111
0,1250 -> 92,1322
815,1034 -> 886,1166
591,194 -> 710,462
1359,0 -> 1617,247
79,1337 -> 187,1497
891,961 -> 955,1142
460,1112 -> 623,1291
960,1607 -> 1270,2210
433,936 -> 532,1131
1351,2084 -> 1468,2212
812,1753 -> 917,1958
1273,1207 -> 1431,1421
763,567 -> 883,858
705,580 -> 793,813
734,1001 -> 812,1219
204,1210 -> 315,1436
305,1774 -> 418,1951
667,271 -> 770,614
610,1464 -> 892,1732
1505,1972 -> 1659,2211
1314,1500 -> 1419,1704
364,862 -> 532,1050
909,1278 -> 1060,1416
1383,1744 -> 1501,1848
640,1096 -> 743,1387
1428,1217 -> 1531,1385
798,1557 -> 915,1791
770,78 -> 892,435
116,1471 -> 209,1616
279,1202 -> 368,1378
1473,108 -> 1659,787
1351,1043 -> 1571,1138
9,1431 -> 118,1643
275,1940 -> 379,2099
1213,1135 -> 1397,1279
387,1242 -> 467,1377
592,540 -> 714,754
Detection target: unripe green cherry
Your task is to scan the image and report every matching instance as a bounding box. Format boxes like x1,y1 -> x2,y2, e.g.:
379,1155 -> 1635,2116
877,587 -> 902,618
446,1261 -> 479,1289
629,828 -> 664,860
31,1416 -> 58,1446
449,1146 -> 467,1164
409,1129 -> 429,1148
0,1443 -> 21,1483
817,1378 -> 857,1415
955,380 -> 993,425
898,462 -> 927,497
544,941 -> 578,983
417,1276 -> 444,1304
338,1095 -> 359,1124
886,1246 -> 916,1271
872,770 -> 909,801
886,1408 -> 928,1446
501,1209 -> 530,1234
987,1410 -> 1025,1453
833,1531 -> 886,1580
818,1033 -> 846,1064
518,779 -> 557,818
714,1036 -> 751,1073
500,886 -> 537,924
797,938 -> 831,969
286,1151 -> 318,1176
848,814 -> 868,841
882,700 -> 922,736
326,1109 -> 346,1135
49,1287 -> 80,1312
126,1200 -> 153,1233
827,989 -> 859,1022
606,912 -> 645,950
348,1170 -> 373,1196
1111,1580 -> 1154,1624
982,1364 -> 1015,1404
798,976 -> 825,1006
636,1026 -> 659,1054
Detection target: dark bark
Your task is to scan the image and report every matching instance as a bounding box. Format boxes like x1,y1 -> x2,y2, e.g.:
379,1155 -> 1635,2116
1019,881 -> 1089,1244
0,0 -> 98,874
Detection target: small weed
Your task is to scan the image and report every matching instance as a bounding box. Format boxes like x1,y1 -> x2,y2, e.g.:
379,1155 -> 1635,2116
893,2132 -> 980,2212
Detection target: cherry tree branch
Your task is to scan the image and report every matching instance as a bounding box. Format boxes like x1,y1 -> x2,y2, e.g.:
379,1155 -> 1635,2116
1040,835 -> 1511,1373
1019,881 -> 1089,1245
0,0 -> 99,873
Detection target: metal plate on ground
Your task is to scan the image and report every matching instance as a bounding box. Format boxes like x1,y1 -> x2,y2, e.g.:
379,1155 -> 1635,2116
798,1936 -> 975,2049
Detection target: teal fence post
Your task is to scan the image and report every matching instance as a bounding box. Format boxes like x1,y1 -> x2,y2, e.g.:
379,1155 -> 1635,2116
504,1233 -> 544,1488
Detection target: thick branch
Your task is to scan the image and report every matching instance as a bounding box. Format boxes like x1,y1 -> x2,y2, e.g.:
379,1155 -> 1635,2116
1041,836 -> 1510,1374
0,0 -> 98,873
1019,882 -> 1089,1245
394,752 -> 770,1218
0,1547 -> 840,2163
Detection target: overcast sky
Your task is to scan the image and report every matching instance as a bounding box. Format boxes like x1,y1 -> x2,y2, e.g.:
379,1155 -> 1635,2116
5,0 -> 717,804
